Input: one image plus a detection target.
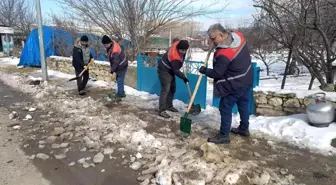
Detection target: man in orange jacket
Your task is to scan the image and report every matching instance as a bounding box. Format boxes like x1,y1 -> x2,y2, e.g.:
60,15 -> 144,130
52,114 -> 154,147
157,40 -> 190,118
102,35 -> 128,101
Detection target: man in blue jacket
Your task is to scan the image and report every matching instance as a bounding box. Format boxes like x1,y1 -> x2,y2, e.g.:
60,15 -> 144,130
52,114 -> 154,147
102,35 -> 128,100
157,40 -> 190,118
72,35 -> 94,95
199,23 -> 253,144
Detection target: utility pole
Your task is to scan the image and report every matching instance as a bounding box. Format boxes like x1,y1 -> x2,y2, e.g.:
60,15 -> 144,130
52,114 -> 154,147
169,29 -> 172,46
36,0 -> 48,81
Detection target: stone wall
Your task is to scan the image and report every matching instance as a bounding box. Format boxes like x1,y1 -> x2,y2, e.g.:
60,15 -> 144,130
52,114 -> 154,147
46,57 -> 137,89
254,91 -> 313,116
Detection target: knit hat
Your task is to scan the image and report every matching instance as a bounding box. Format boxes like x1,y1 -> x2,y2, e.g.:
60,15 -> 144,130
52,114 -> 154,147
102,35 -> 112,44
80,35 -> 88,42
176,40 -> 189,50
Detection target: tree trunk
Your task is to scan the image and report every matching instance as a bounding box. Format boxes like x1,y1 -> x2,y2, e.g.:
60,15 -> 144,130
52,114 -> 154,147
130,45 -> 136,61
288,60 -> 297,75
308,76 -> 314,90
325,63 -> 335,84
281,48 -> 293,89
266,66 -> 270,76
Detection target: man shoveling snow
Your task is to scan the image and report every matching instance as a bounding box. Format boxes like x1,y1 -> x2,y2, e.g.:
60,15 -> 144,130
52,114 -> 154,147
72,35 -> 94,95
199,23 -> 253,144
102,35 -> 128,102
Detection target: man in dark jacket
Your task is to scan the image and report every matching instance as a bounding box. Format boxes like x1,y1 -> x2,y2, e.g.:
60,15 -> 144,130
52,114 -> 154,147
199,23 -> 253,144
72,35 -> 94,95
157,40 -> 190,118
101,35 -> 128,100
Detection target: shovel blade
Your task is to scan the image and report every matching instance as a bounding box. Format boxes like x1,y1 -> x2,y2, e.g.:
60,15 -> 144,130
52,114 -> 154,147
180,114 -> 192,134
68,76 -> 81,81
190,104 -> 201,116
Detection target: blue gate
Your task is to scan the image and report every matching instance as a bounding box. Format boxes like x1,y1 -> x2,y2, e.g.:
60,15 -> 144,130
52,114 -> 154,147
212,62 -> 260,115
137,55 -> 207,108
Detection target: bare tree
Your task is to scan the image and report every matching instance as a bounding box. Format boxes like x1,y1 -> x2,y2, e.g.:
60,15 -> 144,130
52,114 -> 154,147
156,20 -> 203,60
0,0 -> 35,36
51,14 -> 80,57
253,0 -> 298,89
56,0 -> 224,60
0,0 -> 24,27
17,1 -> 36,37
246,22 -> 282,76
158,20 -> 202,40
254,0 -> 336,90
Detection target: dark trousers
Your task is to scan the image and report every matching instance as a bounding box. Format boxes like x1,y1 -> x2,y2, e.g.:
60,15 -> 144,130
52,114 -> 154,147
219,88 -> 250,135
158,69 -> 176,111
75,69 -> 89,91
116,69 -> 127,96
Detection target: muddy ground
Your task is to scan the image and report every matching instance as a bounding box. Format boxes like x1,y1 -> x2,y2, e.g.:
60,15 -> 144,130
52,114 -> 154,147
1,75 -> 336,185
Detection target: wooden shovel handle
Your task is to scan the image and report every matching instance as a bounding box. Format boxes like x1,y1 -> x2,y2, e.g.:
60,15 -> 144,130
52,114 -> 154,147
183,66 -> 192,98
186,46 -> 214,113
186,82 -> 192,98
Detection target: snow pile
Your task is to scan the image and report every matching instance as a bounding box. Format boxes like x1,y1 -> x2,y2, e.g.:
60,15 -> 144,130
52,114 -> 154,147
0,71 -> 300,184
248,114 -> 336,155
0,57 -> 20,66
138,140 -> 296,185
0,72 -> 169,153
3,65 -> 336,157
191,110 -> 336,155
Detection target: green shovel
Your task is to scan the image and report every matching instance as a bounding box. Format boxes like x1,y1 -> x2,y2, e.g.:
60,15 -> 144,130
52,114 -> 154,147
179,46 -> 214,134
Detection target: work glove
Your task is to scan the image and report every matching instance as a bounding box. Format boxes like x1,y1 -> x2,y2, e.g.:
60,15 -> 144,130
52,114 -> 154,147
182,76 -> 189,84
199,66 -> 206,74
90,58 -> 95,63
84,66 -> 88,71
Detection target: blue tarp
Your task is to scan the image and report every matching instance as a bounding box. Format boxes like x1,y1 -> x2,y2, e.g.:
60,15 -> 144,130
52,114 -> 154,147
19,25 -> 131,67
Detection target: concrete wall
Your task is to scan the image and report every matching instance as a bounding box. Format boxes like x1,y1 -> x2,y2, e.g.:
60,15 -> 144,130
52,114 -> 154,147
46,57 -> 137,89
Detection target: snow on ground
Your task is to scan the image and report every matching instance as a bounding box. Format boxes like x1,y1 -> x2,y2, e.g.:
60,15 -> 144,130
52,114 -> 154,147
255,72 -> 336,101
189,49 -> 214,69
3,55 -> 336,155
0,57 -> 20,66
189,49 -> 311,77
0,66 -> 300,184
49,55 -> 134,66
0,59 -> 333,184
257,75 -> 320,91
247,114 -> 336,155
191,50 -> 336,100
49,56 -> 72,61
28,68 -> 336,155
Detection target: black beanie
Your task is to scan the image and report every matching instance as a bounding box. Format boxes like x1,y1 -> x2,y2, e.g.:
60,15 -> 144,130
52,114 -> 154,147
102,35 -> 112,44
177,40 -> 189,50
80,35 -> 88,42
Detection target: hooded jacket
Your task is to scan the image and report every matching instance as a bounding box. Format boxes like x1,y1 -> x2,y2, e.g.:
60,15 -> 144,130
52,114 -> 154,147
107,40 -> 128,75
72,38 -> 93,72
203,31 -> 253,97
